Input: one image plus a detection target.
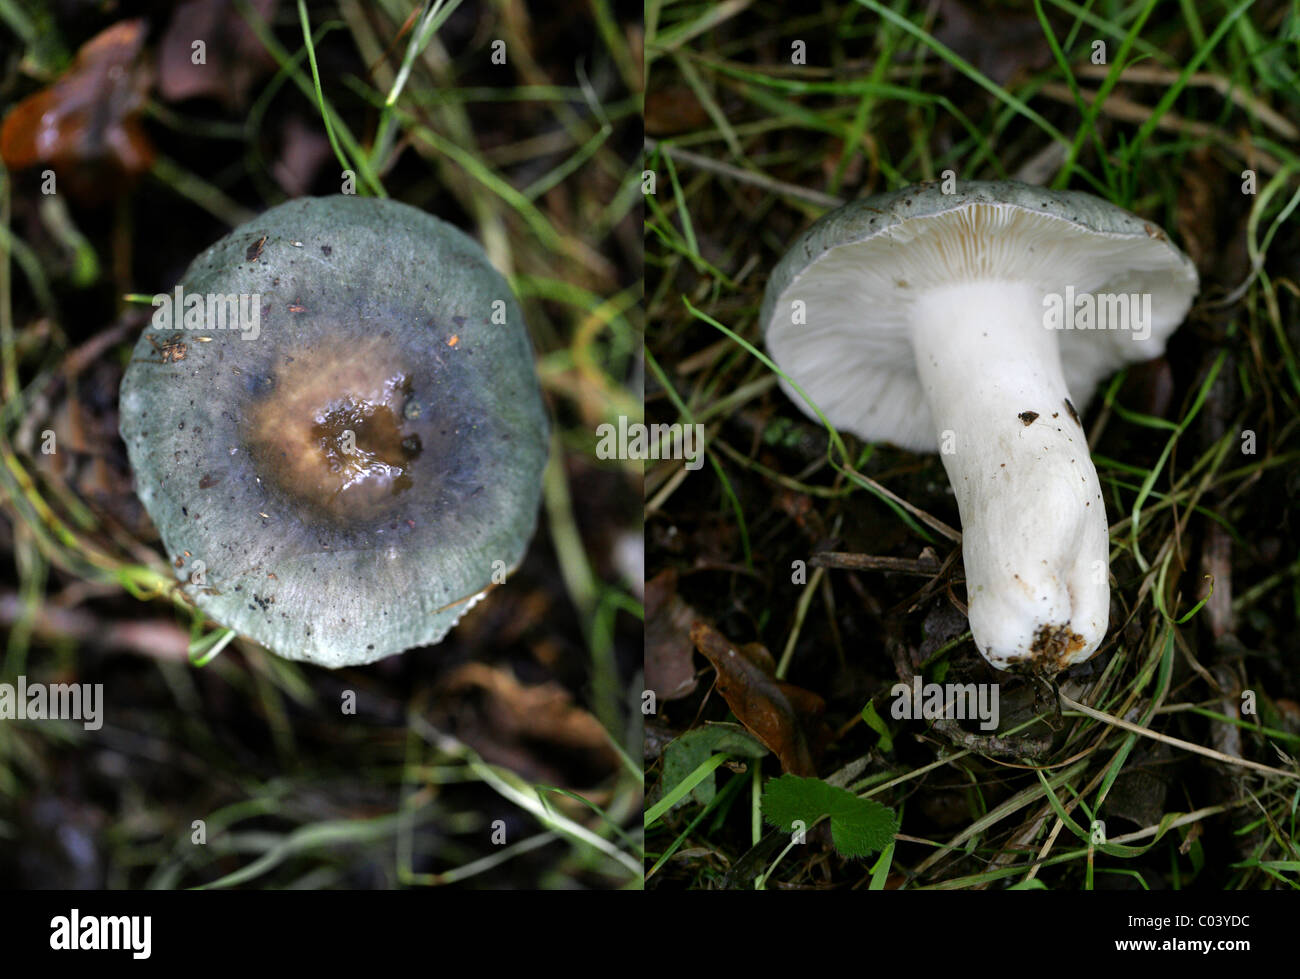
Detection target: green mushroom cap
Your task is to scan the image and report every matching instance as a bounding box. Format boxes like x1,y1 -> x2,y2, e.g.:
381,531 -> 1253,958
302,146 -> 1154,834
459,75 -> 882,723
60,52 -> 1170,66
120,196 -> 549,667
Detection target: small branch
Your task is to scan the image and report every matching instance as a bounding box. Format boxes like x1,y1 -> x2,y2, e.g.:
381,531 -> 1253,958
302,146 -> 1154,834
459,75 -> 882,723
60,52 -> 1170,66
811,551 -> 941,575
645,138 -> 846,208
1059,692 -> 1298,780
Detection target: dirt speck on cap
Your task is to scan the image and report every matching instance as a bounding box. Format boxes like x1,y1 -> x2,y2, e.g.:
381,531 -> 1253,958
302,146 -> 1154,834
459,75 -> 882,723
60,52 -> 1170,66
1018,411 -> 1039,426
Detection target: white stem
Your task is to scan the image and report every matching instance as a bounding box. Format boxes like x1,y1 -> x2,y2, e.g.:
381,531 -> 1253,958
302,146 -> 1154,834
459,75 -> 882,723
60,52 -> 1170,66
909,280 -> 1110,672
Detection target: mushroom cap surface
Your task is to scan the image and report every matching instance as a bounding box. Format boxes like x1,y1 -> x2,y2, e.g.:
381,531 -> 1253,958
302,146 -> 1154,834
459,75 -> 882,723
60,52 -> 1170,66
120,195 -> 549,667
760,180 -> 1198,450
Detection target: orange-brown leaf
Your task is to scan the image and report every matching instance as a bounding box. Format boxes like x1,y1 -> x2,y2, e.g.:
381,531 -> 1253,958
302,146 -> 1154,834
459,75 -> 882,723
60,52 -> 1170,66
0,19 -> 154,193
690,621 -> 826,776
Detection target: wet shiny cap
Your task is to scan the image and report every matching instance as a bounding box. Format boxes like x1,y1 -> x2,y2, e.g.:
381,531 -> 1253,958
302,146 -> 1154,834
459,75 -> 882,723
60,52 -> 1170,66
119,196 -> 549,667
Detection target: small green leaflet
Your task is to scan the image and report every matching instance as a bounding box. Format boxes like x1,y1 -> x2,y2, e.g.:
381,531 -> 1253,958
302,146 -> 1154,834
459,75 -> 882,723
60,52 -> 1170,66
662,723 -> 768,808
761,774 -> 899,859
860,701 -> 893,752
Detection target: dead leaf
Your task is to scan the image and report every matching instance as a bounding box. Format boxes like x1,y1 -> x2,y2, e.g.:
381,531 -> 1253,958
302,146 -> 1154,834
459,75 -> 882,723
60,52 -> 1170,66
271,115 -> 332,196
1175,146 -> 1220,271
1104,745 -> 1175,827
690,621 -> 827,776
645,86 -> 709,136
434,663 -> 620,788
158,0 -> 278,110
933,0 -> 1050,85
0,591 -> 188,661
645,568 -> 699,702
0,20 -> 154,200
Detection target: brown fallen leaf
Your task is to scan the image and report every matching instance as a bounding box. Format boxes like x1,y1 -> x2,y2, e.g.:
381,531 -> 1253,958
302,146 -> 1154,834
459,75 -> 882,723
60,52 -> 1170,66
0,20 -> 154,201
645,568 -> 699,702
933,0 -> 1050,85
0,592 -> 189,661
645,86 -> 709,136
157,0 -> 278,110
1274,699 -> 1300,734
690,621 -> 827,776
271,115 -> 332,197
1175,146 -> 1221,271
433,662 -> 620,788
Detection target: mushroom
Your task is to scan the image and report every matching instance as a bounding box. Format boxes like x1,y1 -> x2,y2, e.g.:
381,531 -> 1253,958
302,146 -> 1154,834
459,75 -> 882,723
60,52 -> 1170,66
761,180 -> 1197,673
119,196 -> 549,668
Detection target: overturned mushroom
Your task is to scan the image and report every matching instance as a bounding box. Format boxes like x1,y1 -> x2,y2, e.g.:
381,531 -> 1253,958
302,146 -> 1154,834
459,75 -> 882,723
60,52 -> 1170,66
762,180 -> 1197,673
120,196 -> 549,668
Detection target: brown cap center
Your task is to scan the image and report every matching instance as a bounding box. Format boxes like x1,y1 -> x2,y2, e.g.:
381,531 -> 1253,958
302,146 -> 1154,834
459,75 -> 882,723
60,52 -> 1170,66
243,338 -> 423,520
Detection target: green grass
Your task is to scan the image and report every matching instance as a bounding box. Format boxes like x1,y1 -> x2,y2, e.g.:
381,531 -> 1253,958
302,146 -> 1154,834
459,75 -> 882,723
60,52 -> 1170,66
0,0 -> 641,889
645,0 -> 1299,890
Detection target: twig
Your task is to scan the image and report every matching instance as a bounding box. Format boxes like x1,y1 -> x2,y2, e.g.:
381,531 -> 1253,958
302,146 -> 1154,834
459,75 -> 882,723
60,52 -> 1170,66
646,138 -> 845,208
812,551 -> 941,575
1072,63 -> 1299,141
1037,83 -> 1286,176
1059,692 -> 1298,780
